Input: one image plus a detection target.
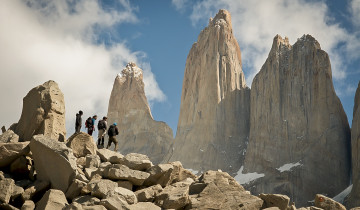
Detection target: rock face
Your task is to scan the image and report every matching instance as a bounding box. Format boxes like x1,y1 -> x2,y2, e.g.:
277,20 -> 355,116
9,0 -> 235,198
243,35 -> 351,205
347,81 -> 360,208
169,9 -> 250,173
29,135 -> 77,193
13,80 -> 66,142
107,62 -> 173,164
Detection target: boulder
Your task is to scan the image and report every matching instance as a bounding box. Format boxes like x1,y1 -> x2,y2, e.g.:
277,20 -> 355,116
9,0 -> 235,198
154,179 -> 192,209
117,181 -> 133,191
259,193 -> 290,210
188,171 -> 263,209
64,203 -> 106,210
243,34 -> 351,206
113,187 -> 137,204
29,135 -> 77,192
107,62 -> 173,165
0,178 -> 15,204
13,80 -> 66,142
21,200 -> 35,210
84,168 -> 99,180
144,161 -> 196,187
96,149 -> 123,164
315,194 -> 346,210
169,9 -> 250,174
0,142 -> 29,167
21,180 -> 50,202
103,164 -> 150,186
135,184 -> 162,202
99,195 -> 129,210
129,202 -> 160,210
35,189 -> 68,210
91,179 -> 118,199
121,153 -> 152,171
0,130 -> 19,143
66,133 -> 97,158
85,154 -> 101,168
65,179 -> 87,200
11,185 -> 24,203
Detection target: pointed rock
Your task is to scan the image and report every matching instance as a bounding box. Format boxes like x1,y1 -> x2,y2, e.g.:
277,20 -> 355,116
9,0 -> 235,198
13,80 -> 66,142
243,35 -> 351,206
107,62 -> 173,164
347,81 -> 360,208
168,9 -> 250,173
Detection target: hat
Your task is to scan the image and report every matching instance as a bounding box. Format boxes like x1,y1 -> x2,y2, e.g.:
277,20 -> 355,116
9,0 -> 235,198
113,123 -> 117,126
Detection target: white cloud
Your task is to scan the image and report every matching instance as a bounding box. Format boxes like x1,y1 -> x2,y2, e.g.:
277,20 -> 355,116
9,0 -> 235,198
351,0 -> 360,28
171,0 -> 188,11
188,0 -> 360,86
0,0 -> 165,135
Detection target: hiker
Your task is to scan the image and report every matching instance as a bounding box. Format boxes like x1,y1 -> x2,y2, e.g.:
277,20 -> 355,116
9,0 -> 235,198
97,116 -> 108,146
75,110 -> 83,133
107,123 -> 119,151
85,115 -> 97,135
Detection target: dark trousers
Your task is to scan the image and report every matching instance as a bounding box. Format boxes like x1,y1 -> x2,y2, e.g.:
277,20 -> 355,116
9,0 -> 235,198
75,125 -> 81,133
107,136 -> 118,151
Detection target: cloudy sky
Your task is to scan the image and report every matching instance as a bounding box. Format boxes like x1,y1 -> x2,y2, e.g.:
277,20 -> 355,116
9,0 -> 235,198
0,0 -> 359,136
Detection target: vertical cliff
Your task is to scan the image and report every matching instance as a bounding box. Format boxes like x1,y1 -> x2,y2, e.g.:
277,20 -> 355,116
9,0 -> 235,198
107,62 -> 173,164
169,9 -> 250,173
243,35 -> 351,205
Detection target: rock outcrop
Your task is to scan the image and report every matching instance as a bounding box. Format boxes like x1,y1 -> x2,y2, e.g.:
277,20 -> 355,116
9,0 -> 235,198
66,132 -> 97,158
107,62 -> 173,164
347,81 -> 360,208
169,9 -> 250,173
12,80 -> 66,142
243,35 -> 351,206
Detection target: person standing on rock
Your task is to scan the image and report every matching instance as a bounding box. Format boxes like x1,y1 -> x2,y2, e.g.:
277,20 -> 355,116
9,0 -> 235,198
107,123 -> 119,151
85,115 -> 97,135
75,110 -> 83,133
97,116 -> 108,146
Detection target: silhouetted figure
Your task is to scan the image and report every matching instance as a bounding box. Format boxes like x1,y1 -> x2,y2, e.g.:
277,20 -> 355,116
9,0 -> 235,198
107,123 -> 119,151
75,111 -> 83,133
97,116 -> 108,146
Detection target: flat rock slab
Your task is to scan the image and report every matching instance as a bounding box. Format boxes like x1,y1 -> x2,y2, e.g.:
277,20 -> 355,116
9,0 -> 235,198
0,142 -> 29,167
30,135 -> 77,192
97,149 -> 123,164
104,165 -> 150,186
259,193 -> 290,210
121,153 -> 153,171
66,132 -> 97,158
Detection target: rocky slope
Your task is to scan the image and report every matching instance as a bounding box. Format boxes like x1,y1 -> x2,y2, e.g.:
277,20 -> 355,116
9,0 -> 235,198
347,81 -> 360,208
11,80 -> 66,142
107,62 -> 173,164
168,9 -> 250,173
243,35 -> 351,206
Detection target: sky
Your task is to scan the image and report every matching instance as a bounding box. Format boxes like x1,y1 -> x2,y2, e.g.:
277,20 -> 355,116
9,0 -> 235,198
0,0 -> 359,137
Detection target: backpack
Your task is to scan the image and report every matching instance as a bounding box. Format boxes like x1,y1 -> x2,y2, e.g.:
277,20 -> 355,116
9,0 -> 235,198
108,125 -> 115,136
98,120 -> 105,130
85,117 -> 92,128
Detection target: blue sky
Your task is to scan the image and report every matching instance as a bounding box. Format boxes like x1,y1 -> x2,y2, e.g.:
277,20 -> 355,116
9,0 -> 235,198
0,0 -> 359,136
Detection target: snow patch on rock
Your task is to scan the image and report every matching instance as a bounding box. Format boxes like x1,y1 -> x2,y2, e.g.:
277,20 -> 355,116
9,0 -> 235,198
234,166 -> 265,184
277,161 -> 302,172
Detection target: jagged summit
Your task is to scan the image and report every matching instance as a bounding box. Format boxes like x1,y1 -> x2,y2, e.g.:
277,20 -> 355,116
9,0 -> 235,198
209,9 -> 232,27
117,62 -> 143,79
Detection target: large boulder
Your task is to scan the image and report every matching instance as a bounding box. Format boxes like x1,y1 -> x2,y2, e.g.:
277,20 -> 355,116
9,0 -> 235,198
96,149 -> 123,164
65,179 -> 87,200
66,133 -> 97,158
121,153 -> 152,171
29,135 -> 77,192
168,9 -> 250,173
103,164 -> 150,186
0,142 -> 29,167
91,179 -> 118,199
315,194 -> 346,210
347,81 -> 360,208
10,155 -> 32,178
21,180 -> 50,202
35,189 -> 68,210
243,34 -> 351,206
99,195 -> 129,210
135,184 -> 162,202
107,62 -> 173,165
13,80 -> 66,142
259,193 -> 290,210
188,171 -> 263,209
0,130 -> 19,143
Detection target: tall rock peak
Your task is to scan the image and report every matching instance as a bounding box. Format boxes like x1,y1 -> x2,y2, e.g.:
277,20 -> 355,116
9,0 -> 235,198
243,35 -> 351,206
168,9 -> 250,174
107,62 -> 172,164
